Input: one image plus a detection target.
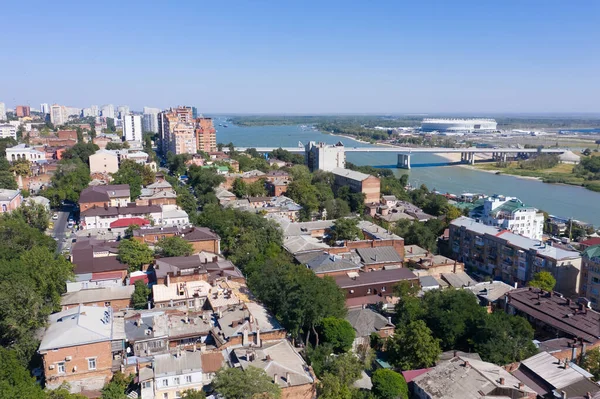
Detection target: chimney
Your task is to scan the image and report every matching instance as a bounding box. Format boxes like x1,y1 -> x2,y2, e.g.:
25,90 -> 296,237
388,317 -> 392,324
453,350 -> 458,358
514,282 -> 518,289
166,274 -> 170,287
564,360 -> 570,369
273,373 -> 278,384
242,329 -> 249,346
286,372 -> 290,386
213,256 -> 218,263
464,361 -> 470,368
266,354 -> 272,361
560,391 -> 567,399
256,328 -> 261,347
518,382 -> 524,389
453,261 -> 457,273
499,377 -> 505,385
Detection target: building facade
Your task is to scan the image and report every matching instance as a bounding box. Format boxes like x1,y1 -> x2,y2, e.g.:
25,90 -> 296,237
6,144 -> 46,163
194,117 -> 217,152
16,105 -> 31,117
332,167 -> 381,203
582,245 -> 600,310
470,195 -> 544,240
305,141 -> 345,172
143,107 -> 161,133
421,118 -> 498,132
0,102 -> 5,120
89,150 -> 120,175
0,124 -> 17,139
50,104 -> 68,126
0,189 -> 23,213
449,217 -> 582,295
101,104 -> 115,119
123,114 -> 142,143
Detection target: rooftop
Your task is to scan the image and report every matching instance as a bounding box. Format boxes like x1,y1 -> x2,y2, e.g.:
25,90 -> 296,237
153,351 -> 203,377
79,184 -> 130,203
356,246 -> 403,265
306,253 -> 360,274
357,220 -> 403,241
61,286 -> 134,307
440,271 -> 477,288
332,167 -> 373,182
152,280 -> 212,304
335,268 -> 418,289
345,308 -> 393,337
464,281 -> 515,303
0,189 -> 20,201
39,305 -> 116,351
81,203 -> 161,217
506,287 -> 600,343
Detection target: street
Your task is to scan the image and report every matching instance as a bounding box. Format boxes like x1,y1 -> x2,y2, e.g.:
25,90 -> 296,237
52,207 -> 72,254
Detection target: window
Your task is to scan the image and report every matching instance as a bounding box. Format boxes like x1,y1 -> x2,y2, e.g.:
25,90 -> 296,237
367,288 -> 371,294
175,392 -> 182,399
104,301 -> 111,307
162,379 -> 169,387
381,287 -> 386,292
185,375 -> 192,383
173,377 -> 180,385
142,381 -> 151,389
88,358 -> 96,370
163,394 -> 168,399
57,362 -> 66,374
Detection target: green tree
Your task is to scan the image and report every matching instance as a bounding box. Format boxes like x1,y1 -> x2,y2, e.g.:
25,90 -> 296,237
106,117 -> 116,132
320,317 -> 355,353
111,159 -> 155,198
0,171 -> 17,190
62,142 -> 99,164
166,153 -> 191,176
0,348 -> 45,399
181,390 -> 207,399
232,177 -> 248,198
41,159 -> 91,207
155,236 -> 194,257
387,320 -> 441,370
9,159 -> 31,177
329,218 -> 362,243
131,280 -> 151,310
473,312 -> 538,365
445,205 -> 463,222
117,239 -> 154,271
371,369 -> 409,399
582,347 -> 600,380
317,373 -> 353,399
101,371 -> 132,399
528,271 -> 556,291
212,367 -> 281,399
286,179 -> 320,219
9,201 -> 50,231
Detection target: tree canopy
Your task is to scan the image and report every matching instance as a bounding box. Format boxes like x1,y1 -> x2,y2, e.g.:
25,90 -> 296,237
41,159 -> 91,207
528,271 -> 556,291
319,317 -> 355,353
386,320 -> 442,370
131,280 -> 151,310
329,218 -> 363,243
117,239 -> 154,272
212,367 -> 281,399
155,236 -> 194,257
111,159 -> 155,198
371,369 -> 409,399
62,142 -> 99,164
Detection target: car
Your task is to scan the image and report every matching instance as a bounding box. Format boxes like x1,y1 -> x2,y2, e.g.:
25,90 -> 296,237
67,221 -> 74,229
52,213 -> 59,220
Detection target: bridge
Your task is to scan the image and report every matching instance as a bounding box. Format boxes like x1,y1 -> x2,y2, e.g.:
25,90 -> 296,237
228,146 -> 567,169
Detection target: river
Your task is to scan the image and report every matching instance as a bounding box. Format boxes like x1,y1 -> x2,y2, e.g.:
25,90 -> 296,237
215,120 -> 600,226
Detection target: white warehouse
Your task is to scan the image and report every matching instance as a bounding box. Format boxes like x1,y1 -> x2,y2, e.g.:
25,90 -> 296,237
421,118 -> 497,132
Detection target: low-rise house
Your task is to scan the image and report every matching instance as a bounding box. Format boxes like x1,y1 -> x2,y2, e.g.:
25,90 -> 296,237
68,238 -> 127,292
153,253 -> 243,285
6,143 -> 46,163
0,189 -> 22,213
79,184 -> 131,210
229,339 -> 316,399
335,268 -> 419,303
381,195 -> 398,207
511,351 -> 600,398
505,287 -> 600,344
160,204 -> 190,227
214,187 -> 236,204
464,281 -> 515,310
81,204 -> 162,230
411,355 -> 537,399
152,280 -> 212,310
137,181 -> 177,206
580,238 -> 600,251
134,226 -> 220,253
345,308 -> 394,350
61,286 -> 134,310
39,306 -> 125,393
305,253 -> 361,277
140,350 -> 224,399
25,195 -> 51,211
356,246 -> 403,271
440,271 -> 477,288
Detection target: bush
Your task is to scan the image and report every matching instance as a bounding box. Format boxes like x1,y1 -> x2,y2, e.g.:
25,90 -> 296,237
371,369 -> 409,399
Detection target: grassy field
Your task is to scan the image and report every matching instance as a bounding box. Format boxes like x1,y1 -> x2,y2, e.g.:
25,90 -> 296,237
472,161 -> 600,191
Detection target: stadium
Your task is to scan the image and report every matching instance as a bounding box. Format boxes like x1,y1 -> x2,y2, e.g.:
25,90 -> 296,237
421,118 -> 498,132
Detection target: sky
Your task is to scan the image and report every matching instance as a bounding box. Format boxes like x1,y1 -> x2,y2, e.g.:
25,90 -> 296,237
1,0 -> 599,114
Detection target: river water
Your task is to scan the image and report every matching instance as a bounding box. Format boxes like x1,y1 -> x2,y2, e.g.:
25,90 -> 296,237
216,120 -> 600,226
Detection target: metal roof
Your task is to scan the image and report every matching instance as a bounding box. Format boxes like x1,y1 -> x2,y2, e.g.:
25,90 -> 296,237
356,246 -> 403,265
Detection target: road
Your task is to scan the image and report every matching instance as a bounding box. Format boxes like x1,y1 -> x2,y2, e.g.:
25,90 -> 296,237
52,208 -> 72,254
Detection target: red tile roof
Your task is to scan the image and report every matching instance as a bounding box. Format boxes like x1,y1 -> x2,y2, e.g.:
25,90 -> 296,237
110,218 -> 150,228
402,368 -> 433,383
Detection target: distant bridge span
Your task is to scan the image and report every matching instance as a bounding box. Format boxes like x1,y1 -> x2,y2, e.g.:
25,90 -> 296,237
227,146 -> 567,169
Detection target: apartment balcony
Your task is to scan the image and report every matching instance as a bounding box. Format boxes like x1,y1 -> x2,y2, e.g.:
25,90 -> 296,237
502,258 -> 514,267
502,247 -> 515,257
475,237 -> 485,247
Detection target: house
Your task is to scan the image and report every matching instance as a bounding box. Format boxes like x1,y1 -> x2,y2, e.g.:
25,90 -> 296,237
356,246 -> 403,271
89,150 -> 119,175
305,253 -> 361,277
229,340 -> 316,399
25,195 -> 51,211
214,187 -> 236,204
411,355 -> 537,399
0,189 -> 22,213
504,287 -> 600,344
38,306 -> 125,393
68,238 -> 127,292
152,253 -> 243,285
511,351 -> 600,398
335,268 -> 419,302
81,204 -> 162,230
464,281 -> 515,310
440,271 -> 477,288
266,178 -> 290,196
6,143 -> 46,163
137,180 -> 177,206
345,308 -> 394,350
60,286 -> 135,310
140,350 -> 225,399
160,204 -> 190,227
381,195 -> 398,207
580,238 -> 600,251
332,168 -> 380,204
133,226 -> 221,254
79,184 -> 131,210
152,280 -> 212,310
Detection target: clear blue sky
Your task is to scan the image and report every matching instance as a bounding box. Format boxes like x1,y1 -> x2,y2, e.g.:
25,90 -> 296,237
1,0 -> 599,114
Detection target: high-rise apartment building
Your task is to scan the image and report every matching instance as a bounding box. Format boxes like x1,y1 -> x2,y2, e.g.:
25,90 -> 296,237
0,103 -> 5,121
83,108 -> 94,117
101,104 -> 115,119
158,107 -> 196,155
40,103 -> 50,115
192,107 -> 198,119
66,107 -> 82,118
117,105 -> 130,119
50,104 -> 68,126
123,114 -> 142,143
195,117 -> 217,152
90,105 -> 99,117
142,107 -> 161,133
305,141 -> 345,172
16,105 -> 31,117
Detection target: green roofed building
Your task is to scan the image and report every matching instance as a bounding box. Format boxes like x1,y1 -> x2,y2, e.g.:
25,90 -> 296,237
582,245 -> 600,310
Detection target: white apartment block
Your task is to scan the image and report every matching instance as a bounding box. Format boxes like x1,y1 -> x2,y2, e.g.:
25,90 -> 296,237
0,124 -> 17,139
90,105 -> 99,116
101,104 -> 115,119
50,104 -> 68,126
40,103 -> 49,115
305,141 -> 346,172
470,195 -> 544,240
0,102 -> 6,121
143,107 -> 161,133
117,105 -> 130,119
124,114 -> 142,142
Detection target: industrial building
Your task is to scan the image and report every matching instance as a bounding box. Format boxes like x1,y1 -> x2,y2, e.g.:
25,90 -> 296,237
421,118 -> 497,132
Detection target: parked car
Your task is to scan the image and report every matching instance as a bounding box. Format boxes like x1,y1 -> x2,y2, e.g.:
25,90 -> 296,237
52,213 -> 58,220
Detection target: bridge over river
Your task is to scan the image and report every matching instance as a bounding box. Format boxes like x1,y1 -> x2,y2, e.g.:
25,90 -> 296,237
228,146 -> 567,169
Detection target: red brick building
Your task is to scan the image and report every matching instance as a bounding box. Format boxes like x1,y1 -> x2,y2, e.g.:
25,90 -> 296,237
16,105 -> 31,117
